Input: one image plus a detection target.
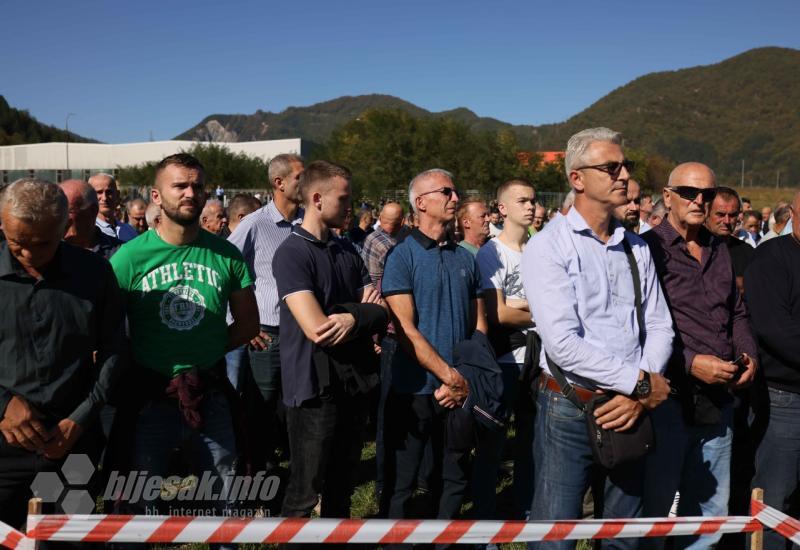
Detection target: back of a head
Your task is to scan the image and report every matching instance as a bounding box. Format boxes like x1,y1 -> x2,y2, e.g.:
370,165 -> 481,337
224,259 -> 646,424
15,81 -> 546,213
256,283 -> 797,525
59,179 -> 98,211
1,178 -> 68,229
145,201 -> 161,227
773,204 -> 792,225
298,160 -> 352,204
227,194 -> 261,220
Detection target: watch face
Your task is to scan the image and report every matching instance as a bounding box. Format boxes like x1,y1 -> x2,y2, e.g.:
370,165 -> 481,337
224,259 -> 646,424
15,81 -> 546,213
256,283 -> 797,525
638,379 -> 651,396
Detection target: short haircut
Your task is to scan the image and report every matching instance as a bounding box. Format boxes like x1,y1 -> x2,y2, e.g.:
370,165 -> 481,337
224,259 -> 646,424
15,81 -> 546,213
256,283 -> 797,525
1,178 -> 68,229
358,209 -> 373,223
60,180 -> 98,210
741,197 -> 751,204
562,190 -> 576,210
649,199 -> 668,221
89,172 -> 117,187
743,210 -> 762,222
457,198 -> 486,222
202,198 -> 224,213
227,193 -> 261,220
714,186 -> 741,209
774,204 -> 792,225
298,160 -> 352,203
268,154 -> 304,185
564,127 -> 622,180
127,197 -> 147,212
145,202 -> 161,226
408,168 -> 454,214
496,178 -> 535,202
155,153 -> 205,181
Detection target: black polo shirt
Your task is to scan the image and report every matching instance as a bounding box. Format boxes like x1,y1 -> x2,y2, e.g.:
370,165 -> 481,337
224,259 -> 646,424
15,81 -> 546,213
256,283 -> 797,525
272,226 -> 371,406
0,241 -> 126,427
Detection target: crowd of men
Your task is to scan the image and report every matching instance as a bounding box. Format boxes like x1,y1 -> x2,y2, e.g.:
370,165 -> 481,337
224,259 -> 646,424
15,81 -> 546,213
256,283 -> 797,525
0,126 -> 799,550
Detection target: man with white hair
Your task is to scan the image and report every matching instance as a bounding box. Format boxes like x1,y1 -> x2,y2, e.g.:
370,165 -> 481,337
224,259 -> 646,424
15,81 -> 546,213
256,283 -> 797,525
522,128 -> 673,549
201,198 -> 228,236
145,201 -> 161,231
126,198 -> 148,234
59,179 -> 122,259
88,173 -> 137,242
381,168 -> 487,521
0,178 -> 126,528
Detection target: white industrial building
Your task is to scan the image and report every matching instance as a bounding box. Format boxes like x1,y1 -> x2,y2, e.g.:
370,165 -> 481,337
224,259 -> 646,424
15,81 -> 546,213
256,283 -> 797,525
0,138 -> 302,185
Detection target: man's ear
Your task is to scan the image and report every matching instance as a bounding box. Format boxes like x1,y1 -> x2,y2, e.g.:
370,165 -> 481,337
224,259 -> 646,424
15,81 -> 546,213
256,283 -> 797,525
151,187 -> 162,206
568,171 -> 584,192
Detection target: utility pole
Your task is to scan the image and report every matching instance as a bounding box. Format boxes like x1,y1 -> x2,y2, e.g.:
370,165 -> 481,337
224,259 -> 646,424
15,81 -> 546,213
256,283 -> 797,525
740,159 -> 745,188
65,113 -> 76,174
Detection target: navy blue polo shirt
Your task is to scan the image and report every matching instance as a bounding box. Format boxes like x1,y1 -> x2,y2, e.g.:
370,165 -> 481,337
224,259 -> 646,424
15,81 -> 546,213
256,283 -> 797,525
273,225 -> 371,406
381,228 -> 481,395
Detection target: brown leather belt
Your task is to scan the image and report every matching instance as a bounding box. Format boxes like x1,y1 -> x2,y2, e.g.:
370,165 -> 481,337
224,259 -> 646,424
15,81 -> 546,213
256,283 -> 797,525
539,373 -> 596,403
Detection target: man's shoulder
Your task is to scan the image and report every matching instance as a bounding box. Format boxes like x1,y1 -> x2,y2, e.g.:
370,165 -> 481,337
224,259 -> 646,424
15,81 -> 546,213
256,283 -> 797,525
62,241 -> 112,273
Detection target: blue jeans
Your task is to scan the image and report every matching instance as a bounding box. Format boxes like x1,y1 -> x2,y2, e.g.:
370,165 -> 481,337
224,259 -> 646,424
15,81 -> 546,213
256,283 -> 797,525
753,387 -> 800,550
643,398 -> 734,550
127,390 -> 237,550
472,362 -> 534,520
529,387 -> 644,550
225,345 -> 247,391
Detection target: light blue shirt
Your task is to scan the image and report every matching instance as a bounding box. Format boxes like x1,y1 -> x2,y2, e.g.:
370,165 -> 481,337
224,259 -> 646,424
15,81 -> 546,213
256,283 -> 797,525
96,218 -> 137,242
521,207 -> 673,394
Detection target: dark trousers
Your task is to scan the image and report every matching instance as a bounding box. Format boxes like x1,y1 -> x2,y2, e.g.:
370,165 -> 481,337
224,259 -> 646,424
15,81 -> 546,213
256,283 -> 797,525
247,325 -> 286,469
282,393 -> 369,518
0,427 -> 100,529
382,392 -> 472,520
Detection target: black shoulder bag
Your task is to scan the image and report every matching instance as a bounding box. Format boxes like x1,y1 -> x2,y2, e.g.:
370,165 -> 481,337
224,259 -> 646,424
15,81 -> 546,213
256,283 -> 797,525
546,238 -> 655,469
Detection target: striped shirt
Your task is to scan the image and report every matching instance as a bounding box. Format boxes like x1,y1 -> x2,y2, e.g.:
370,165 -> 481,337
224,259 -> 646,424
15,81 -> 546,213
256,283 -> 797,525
227,201 -> 303,326
361,225 -> 409,285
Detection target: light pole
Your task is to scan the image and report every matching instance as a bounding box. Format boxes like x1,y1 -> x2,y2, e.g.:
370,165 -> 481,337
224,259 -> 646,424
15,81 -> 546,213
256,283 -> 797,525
65,113 -> 76,175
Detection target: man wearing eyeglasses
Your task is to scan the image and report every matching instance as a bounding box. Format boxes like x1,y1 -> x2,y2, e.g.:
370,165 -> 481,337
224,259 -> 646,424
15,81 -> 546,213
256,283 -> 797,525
522,128 -> 674,550
381,168 -> 487,522
640,162 -> 758,549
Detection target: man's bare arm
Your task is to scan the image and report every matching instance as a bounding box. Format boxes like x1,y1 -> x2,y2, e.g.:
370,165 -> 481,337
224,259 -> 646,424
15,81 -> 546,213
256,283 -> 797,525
484,290 -> 533,329
385,294 -> 467,407
228,286 -> 260,350
285,291 -> 356,347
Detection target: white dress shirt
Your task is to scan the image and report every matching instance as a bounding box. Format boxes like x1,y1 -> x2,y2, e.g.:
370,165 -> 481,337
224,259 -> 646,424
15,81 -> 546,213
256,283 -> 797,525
521,207 -> 674,394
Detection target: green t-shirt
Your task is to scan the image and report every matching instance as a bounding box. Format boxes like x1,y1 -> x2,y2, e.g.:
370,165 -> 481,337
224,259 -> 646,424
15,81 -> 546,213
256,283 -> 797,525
111,230 -> 254,377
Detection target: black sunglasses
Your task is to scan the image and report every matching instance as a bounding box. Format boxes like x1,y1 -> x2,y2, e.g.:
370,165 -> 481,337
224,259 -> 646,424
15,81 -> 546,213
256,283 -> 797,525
574,159 -> 635,178
417,187 -> 459,199
666,186 -> 717,203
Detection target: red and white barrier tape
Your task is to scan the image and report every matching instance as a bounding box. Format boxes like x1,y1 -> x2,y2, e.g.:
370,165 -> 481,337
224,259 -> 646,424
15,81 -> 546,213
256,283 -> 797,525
752,499 -> 800,545
24,514 -> 760,545
0,521 -> 33,550
0,501 -> 793,548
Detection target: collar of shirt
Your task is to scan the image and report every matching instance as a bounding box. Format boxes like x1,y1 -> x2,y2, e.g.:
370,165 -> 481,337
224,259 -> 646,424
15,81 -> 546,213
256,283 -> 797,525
410,227 -> 454,250
266,201 -> 303,225
96,217 -> 116,230
0,241 -> 69,280
565,206 -> 626,247
291,225 -> 340,249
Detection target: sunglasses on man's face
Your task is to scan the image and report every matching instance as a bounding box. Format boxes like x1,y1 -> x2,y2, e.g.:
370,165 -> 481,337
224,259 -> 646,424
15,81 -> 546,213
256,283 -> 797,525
666,186 -> 717,203
574,159 -> 635,179
417,187 -> 459,199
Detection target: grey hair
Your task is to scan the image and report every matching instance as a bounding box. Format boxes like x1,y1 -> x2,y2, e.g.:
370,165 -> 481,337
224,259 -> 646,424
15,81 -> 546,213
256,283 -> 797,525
203,198 -> 224,211
408,168 -> 455,214
145,202 -> 161,226
268,154 -> 304,185
562,189 -> 576,210
774,204 -> 792,225
564,127 -> 622,180
88,172 -> 117,187
1,178 -> 69,228
649,200 -> 668,222
127,197 -> 147,212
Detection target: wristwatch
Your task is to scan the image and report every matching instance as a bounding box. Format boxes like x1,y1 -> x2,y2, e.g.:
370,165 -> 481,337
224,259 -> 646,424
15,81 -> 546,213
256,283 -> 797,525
634,371 -> 651,398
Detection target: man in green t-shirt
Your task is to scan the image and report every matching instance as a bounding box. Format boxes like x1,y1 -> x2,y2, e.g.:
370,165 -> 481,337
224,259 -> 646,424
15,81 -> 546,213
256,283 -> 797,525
111,153 -> 258,526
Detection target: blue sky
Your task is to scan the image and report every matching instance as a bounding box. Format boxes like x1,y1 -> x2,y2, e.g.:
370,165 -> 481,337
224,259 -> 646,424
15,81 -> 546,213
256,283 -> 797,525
3,0 -> 799,143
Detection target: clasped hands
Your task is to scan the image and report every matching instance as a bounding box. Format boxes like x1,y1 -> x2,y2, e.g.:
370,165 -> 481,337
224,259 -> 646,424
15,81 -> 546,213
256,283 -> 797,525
0,396 -> 83,459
